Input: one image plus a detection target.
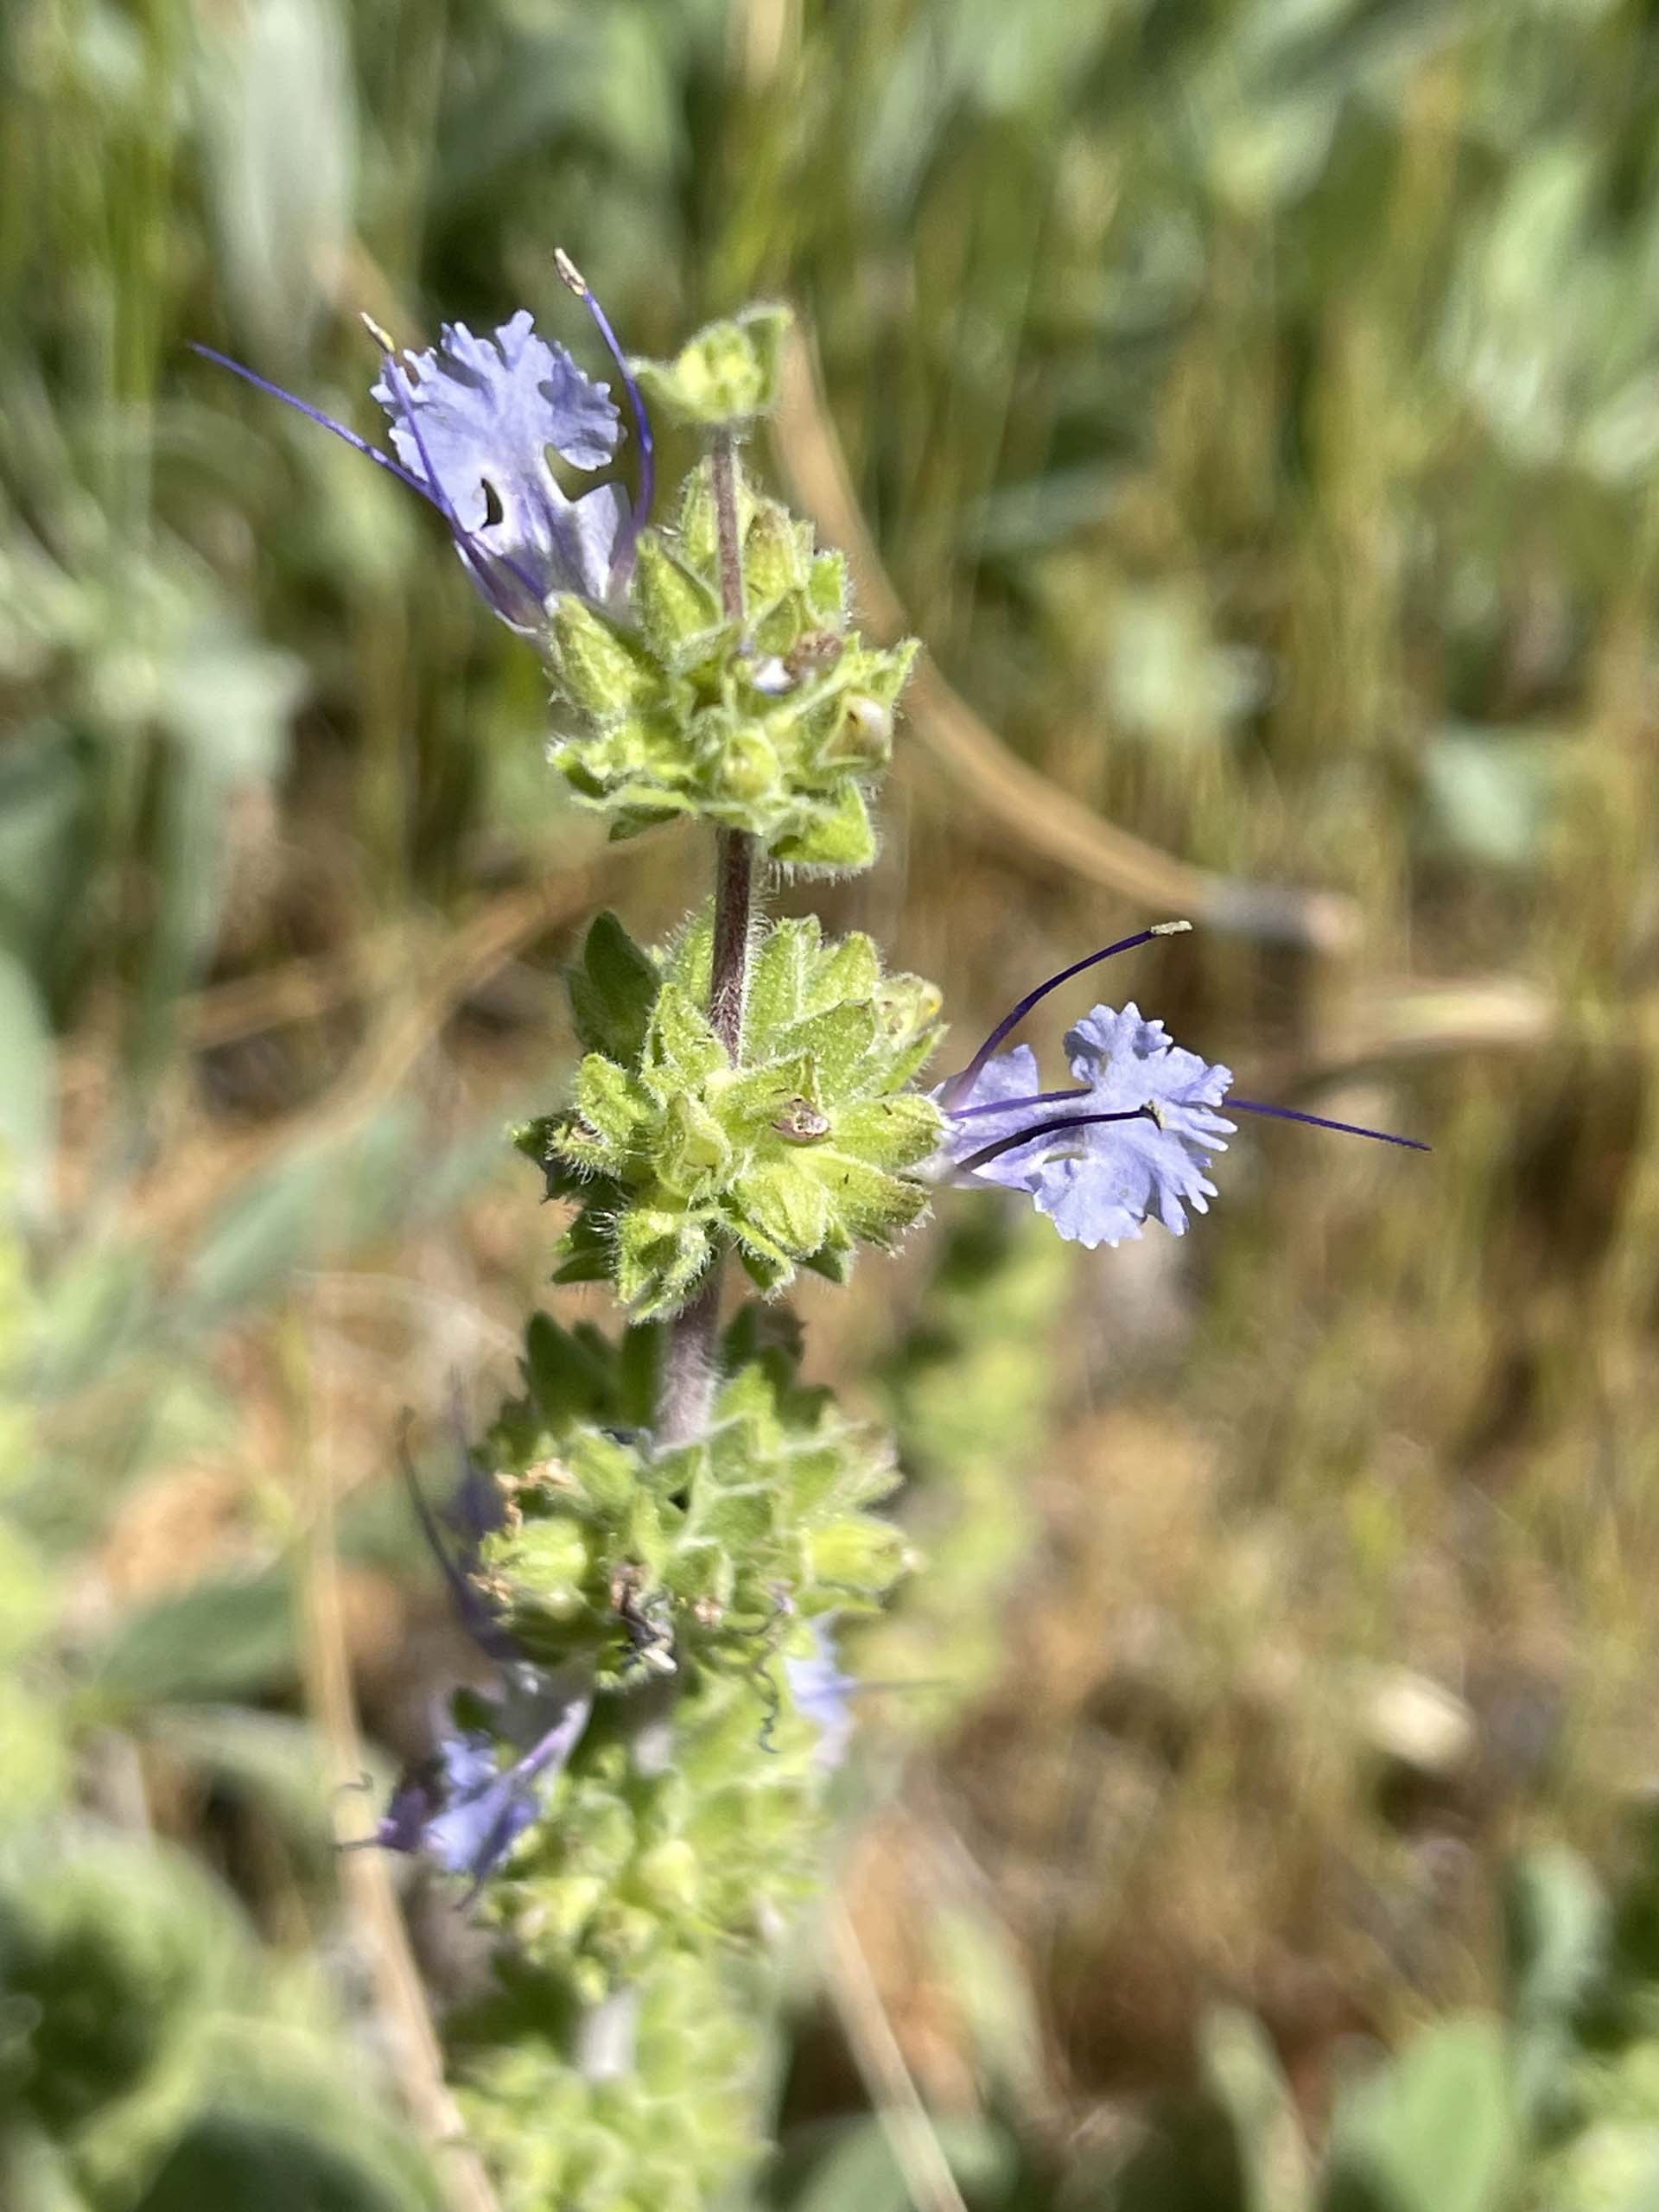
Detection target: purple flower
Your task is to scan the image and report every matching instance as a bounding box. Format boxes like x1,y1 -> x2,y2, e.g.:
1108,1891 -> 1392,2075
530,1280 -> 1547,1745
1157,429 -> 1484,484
376,1682 -> 592,1897
194,253 -> 652,633
932,922 -> 1426,1249
784,1620 -> 858,1770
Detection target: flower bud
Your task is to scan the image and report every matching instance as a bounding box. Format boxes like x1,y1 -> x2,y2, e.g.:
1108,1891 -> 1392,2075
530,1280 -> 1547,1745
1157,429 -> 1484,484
773,1096 -> 832,1145
632,305 -> 793,428
823,690 -> 893,768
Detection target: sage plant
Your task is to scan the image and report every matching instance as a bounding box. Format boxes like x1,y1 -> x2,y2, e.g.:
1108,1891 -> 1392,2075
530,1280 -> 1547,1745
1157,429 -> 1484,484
204,270 -> 1421,2209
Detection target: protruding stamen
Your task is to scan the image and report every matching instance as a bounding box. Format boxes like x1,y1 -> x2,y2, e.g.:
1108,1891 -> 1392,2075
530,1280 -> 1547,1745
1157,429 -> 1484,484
556,246 -> 655,573
190,342 -> 429,499
1228,1099 -> 1430,1152
939,922 -> 1192,1108
948,1085 -> 1087,1122
957,1107 -> 1154,1177
396,1425 -> 518,1662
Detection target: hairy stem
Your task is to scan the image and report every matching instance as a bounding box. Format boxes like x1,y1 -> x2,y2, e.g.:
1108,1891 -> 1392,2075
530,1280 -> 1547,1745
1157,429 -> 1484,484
710,427 -> 747,641
658,433 -> 754,1446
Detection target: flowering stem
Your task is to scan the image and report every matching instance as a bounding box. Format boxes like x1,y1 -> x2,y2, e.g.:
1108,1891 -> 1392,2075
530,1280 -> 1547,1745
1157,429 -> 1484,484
948,1085 -> 1087,1122
658,433 -> 754,1446
710,428 -> 747,644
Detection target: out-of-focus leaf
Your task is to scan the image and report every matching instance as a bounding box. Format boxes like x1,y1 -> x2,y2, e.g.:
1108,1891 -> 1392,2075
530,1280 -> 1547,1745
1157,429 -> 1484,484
156,623 -> 304,784
1103,583 -> 1267,752
135,2107 -> 422,2212
84,1573 -> 295,1714
1321,2018 -> 1514,2212
181,1109 -> 419,1319
143,1707 -> 352,1858
928,1899 -> 1048,2121
1506,1849 -> 1606,2133
197,0 -> 356,353
0,954 -> 55,1221
1420,726 -> 1564,870
1202,2007 -> 1313,2212
0,729 -> 85,979
3,2126 -> 92,2212
775,2113 -> 1019,2212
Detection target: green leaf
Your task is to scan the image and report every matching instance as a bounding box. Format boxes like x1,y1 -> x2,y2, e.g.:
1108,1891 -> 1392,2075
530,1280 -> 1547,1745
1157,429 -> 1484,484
632,305 -> 793,428
810,1152 -> 930,1244
569,912 -> 660,1063
85,1573 -> 296,1713
747,915 -> 821,1038
569,1431 -> 643,1521
1505,1848 -> 1607,2133
572,1055 -> 647,1165
771,783 -> 878,873
525,1310 -> 616,1427
659,1092 -> 732,1192
644,982 -> 726,1091
834,1095 -> 944,1169
632,531 -> 723,664
776,1003 -> 878,1106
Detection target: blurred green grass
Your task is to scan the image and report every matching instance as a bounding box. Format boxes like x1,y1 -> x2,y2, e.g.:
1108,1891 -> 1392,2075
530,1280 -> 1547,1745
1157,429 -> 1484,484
9,0 -> 1659,2203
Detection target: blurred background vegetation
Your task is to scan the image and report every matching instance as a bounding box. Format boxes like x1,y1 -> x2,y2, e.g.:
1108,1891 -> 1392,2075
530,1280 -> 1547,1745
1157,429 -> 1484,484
8,0 -> 1659,2204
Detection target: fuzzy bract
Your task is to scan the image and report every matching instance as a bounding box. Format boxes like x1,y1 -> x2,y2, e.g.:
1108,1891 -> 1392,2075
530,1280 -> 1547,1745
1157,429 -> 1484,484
525,909 -> 944,1314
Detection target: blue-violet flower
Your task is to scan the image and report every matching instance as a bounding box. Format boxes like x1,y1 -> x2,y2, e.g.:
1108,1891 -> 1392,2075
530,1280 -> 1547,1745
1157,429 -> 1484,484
932,923 -> 1426,1249
194,254 -> 652,633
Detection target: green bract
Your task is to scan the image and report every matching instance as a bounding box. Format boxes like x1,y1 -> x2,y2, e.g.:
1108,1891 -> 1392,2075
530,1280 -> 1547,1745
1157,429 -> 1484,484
546,461 -> 918,873
458,1951 -> 766,2212
631,303 -> 793,428
447,1306 -> 908,1996
521,909 -> 945,1315
484,1310 -> 907,1669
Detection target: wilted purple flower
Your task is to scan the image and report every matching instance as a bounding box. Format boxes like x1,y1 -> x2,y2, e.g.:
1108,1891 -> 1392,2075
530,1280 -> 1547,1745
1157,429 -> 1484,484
376,1683 -> 591,1897
194,253 -> 652,632
365,1430 -> 594,1891
932,922 -> 1426,1249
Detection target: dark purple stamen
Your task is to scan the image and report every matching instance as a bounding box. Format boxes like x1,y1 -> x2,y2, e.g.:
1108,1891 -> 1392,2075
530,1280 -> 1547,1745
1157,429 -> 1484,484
189,343 -> 429,498
951,1084 -> 1425,1152
556,249 -> 654,576
957,1107 -> 1154,1176
939,922 -> 1191,1108
195,333 -> 549,629
1228,1099 -> 1430,1151
949,1085 -> 1087,1122
397,1432 -> 519,1662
